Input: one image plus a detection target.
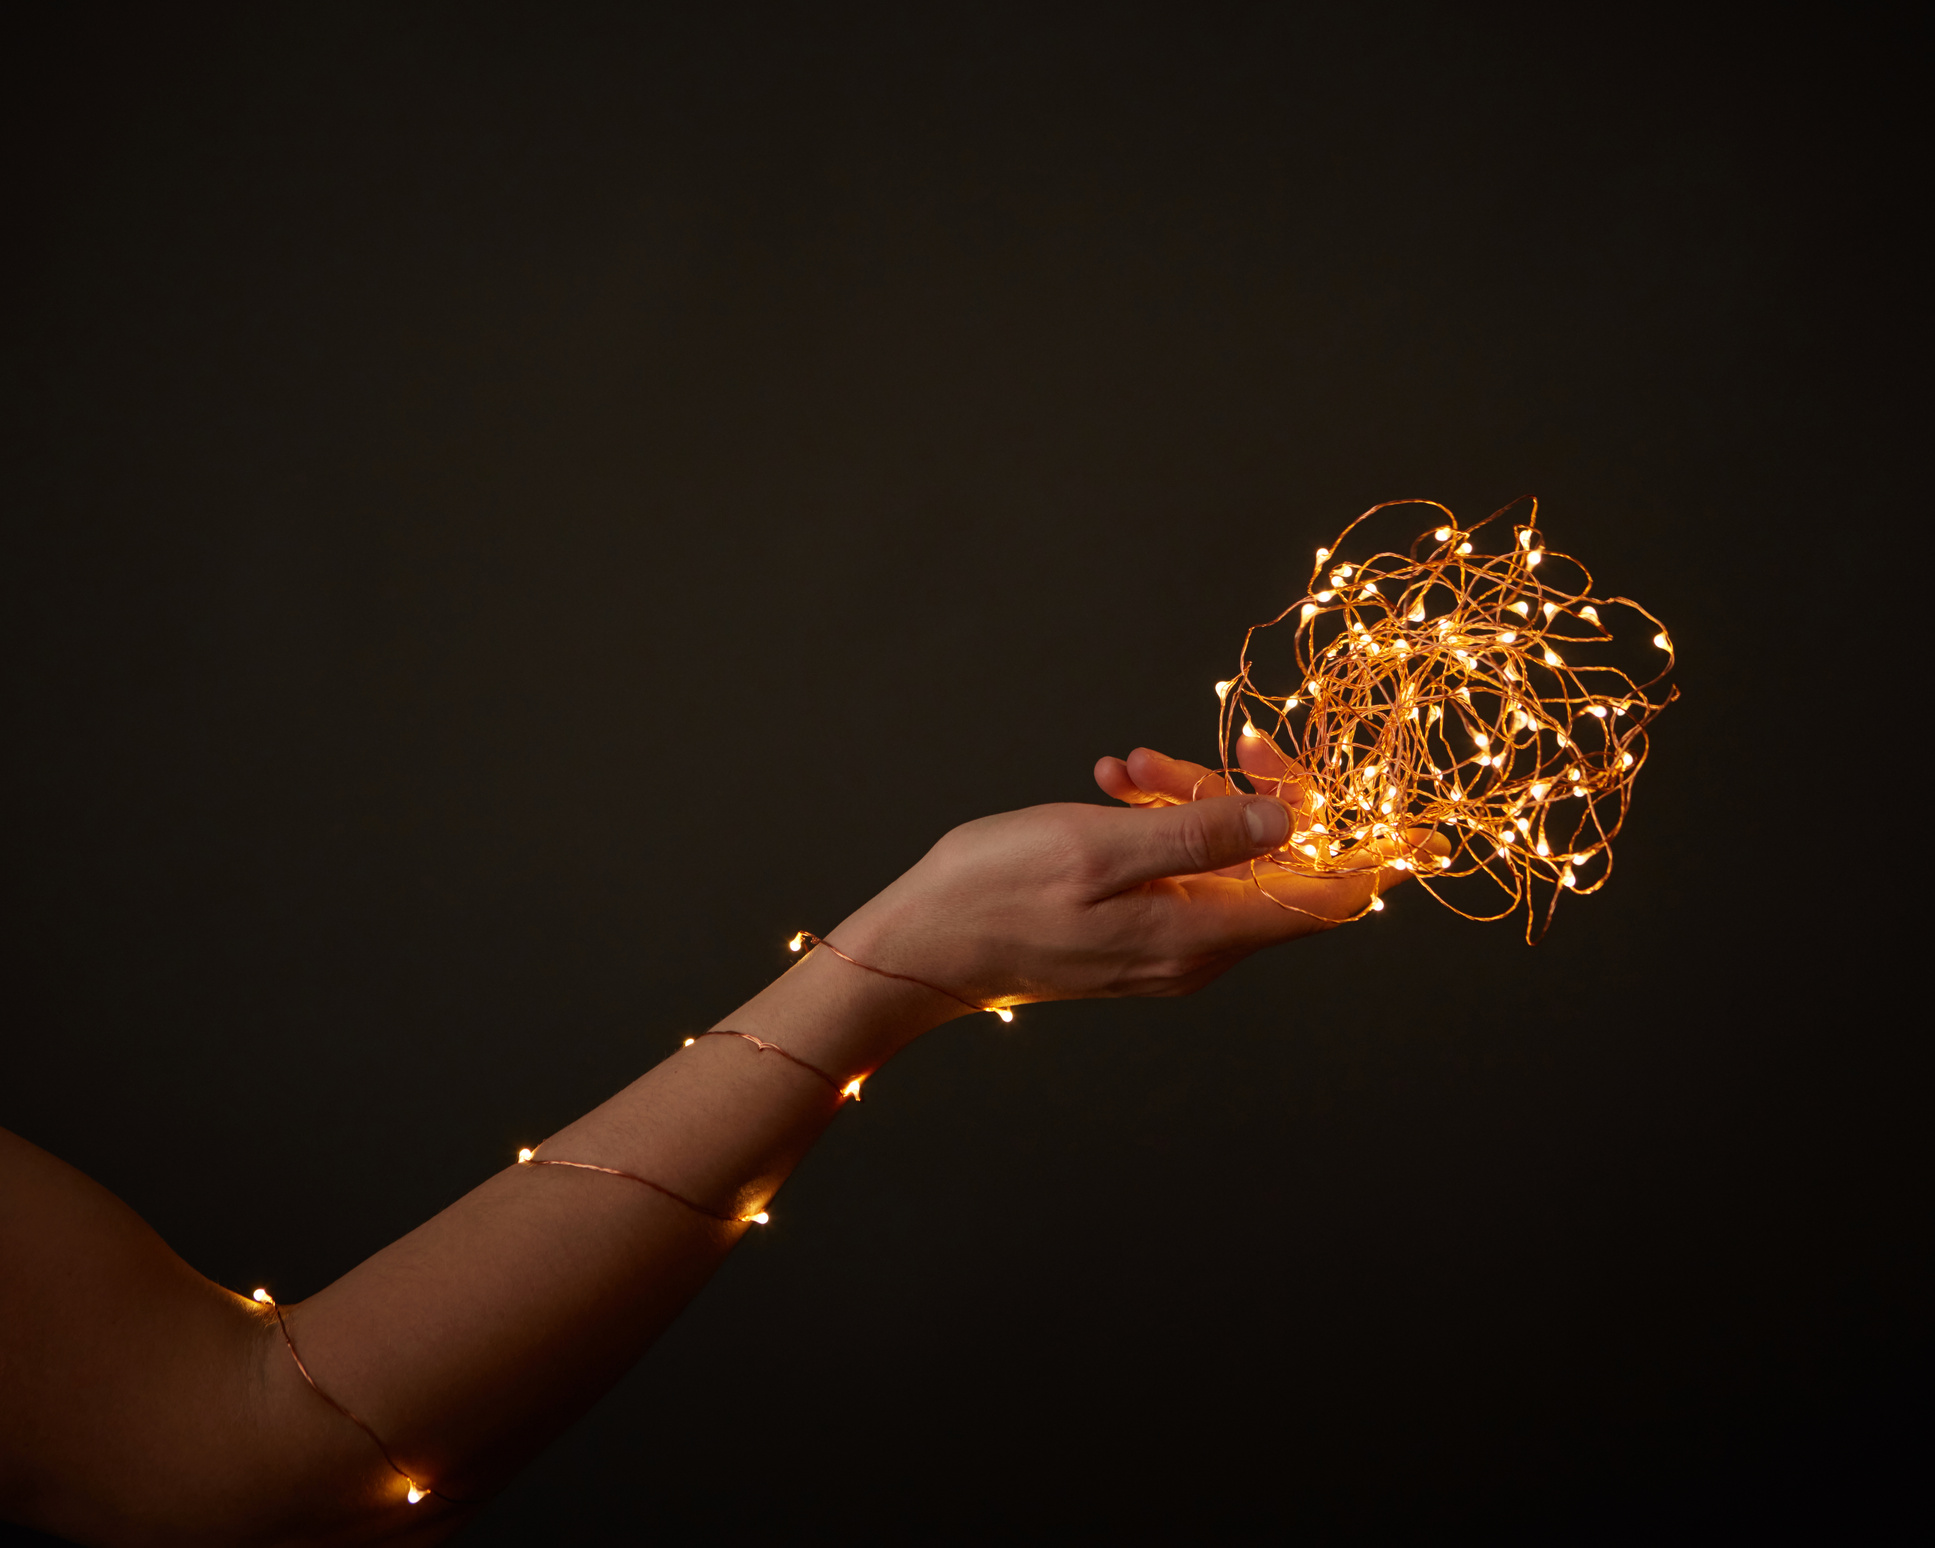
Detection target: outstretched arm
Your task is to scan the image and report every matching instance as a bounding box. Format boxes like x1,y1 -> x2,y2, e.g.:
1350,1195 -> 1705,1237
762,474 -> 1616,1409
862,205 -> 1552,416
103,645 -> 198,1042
1,750 -> 1436,1546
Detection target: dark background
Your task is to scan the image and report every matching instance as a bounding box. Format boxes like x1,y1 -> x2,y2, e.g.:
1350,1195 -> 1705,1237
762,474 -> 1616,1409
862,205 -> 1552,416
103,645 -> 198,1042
2,5 -> 1922,1542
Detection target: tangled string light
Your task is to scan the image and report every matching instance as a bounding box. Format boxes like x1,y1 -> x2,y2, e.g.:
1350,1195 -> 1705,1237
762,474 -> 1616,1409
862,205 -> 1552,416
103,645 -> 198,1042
244,932 -> 1015,1509
1214,497 -> 1677,940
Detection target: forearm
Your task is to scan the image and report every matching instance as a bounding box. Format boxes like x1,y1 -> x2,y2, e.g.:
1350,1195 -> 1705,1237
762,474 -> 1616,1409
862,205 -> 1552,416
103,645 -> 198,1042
271,940 -> 965,1519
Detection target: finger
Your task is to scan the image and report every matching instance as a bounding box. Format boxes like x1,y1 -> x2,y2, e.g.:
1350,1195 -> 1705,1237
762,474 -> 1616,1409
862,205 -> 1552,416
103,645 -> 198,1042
1093,755 -> 1169,807
1233,726 -> 1309,804
1124,746 -> 1236,804
1095,793 -> 1291,892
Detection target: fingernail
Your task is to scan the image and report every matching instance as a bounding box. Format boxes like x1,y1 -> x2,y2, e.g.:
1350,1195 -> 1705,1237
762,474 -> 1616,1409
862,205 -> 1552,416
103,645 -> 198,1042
1243,798 -> 1290,848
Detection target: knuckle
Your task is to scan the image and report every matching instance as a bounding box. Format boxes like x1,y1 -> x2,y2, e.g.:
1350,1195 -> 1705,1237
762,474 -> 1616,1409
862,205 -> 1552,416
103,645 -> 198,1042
1175,809 -> 1219,875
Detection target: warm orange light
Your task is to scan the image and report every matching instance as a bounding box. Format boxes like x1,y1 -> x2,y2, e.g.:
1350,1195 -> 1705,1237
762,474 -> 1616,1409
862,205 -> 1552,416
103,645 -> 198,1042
252,1288 -> 273,1305
993,1007 -> 1015,1023
1214,499 -> 1674,940
841,1079 -> 864,1101
787,933 -> 804,952
407,1485 -> 426,1505
517,1148 -> 535,1164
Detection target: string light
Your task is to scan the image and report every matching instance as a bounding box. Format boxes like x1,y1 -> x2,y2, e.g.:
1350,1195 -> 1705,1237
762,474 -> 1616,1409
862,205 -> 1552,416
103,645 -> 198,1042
250,1287 -> 460,1507
1211,497 -> 1676,939
250,926 -> 1002,1511
788,930 -> 1017,1024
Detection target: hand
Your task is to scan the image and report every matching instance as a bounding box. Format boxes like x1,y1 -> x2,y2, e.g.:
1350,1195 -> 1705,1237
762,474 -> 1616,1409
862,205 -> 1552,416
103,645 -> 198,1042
831,737 -> 1444,1011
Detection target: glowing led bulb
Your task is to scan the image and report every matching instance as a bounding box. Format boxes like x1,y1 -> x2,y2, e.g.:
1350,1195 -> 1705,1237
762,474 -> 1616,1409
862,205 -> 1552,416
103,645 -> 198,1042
252,1288 -> 273,1304
1215,680 -> 1232,698
1300,843 -> 1319,857
1285,695 -> 1301,709
1362,581 -> 1379,595
1530,782 -> 1550,800
1390,857 -> 1410,870
683,1037 -> 695,1046
1621,751 -> 1635,767
407,1485 -> 426,1505
1301,603 -> 1318,620
517,1148 -> 535,1164
1654,632 -> 1672,650
1499,631 -> 1517,643
1472,731 -> 1489,746
1560,867 -> 1576,888
1535,840 -> 1550,856
1588,704 -> 1607,717
747,1211 -> 770,1225
1457,542 -> 1472,554
1242,722 -> 1260,738
841,1079 -> 864,1101
1543,602 -> 1558,619
993,1008 -> 1015,1023
1518,530 -> 1533,548
1316,590 -> 1335,602
1369,896 -> 1385,912
1526,550 -> 1542,566
1510,600 -> 1529,616
1316,547 -> 1331,561
1435,527 -> 1452,540
1309,793 -> 1326,809
788,933 -> 804,952
1543,648 -> 1564,666
1408,604 -> 1425,622
1580,605 -> 1600,623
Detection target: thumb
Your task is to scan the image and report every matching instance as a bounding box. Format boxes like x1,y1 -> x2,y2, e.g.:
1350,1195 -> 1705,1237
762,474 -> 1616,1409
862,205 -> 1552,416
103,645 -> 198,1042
1099,794 -> 1291,890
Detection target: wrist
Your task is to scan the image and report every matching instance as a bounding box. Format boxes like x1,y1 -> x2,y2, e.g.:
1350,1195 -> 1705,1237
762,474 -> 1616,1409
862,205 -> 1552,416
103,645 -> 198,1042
716,930 -> 969,1079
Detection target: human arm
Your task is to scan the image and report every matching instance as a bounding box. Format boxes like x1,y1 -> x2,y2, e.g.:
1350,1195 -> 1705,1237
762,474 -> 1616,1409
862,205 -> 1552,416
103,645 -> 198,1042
1,745 -> 1434,1546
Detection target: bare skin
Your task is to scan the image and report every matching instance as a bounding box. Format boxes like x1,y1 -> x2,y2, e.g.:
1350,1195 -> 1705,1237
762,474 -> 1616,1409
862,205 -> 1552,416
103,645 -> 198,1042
1,738 -> 1440,1546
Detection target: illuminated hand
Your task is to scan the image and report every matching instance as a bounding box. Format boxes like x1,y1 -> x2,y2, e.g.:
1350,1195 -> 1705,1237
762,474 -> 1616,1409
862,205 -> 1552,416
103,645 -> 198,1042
832,733 -> 1443,1010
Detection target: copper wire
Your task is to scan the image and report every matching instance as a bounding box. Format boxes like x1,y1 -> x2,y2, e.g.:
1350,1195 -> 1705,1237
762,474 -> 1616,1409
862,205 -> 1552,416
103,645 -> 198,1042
699,1028 -> 850,1095
260,1295 -> 475,1506
1215,497 -> 1677,941
793,930 -> 993,1016
518,1157 -> 757,1223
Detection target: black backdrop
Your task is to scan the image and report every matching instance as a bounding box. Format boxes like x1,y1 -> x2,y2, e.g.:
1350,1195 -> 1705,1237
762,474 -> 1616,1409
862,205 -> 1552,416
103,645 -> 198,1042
2,6 -> 1922,1542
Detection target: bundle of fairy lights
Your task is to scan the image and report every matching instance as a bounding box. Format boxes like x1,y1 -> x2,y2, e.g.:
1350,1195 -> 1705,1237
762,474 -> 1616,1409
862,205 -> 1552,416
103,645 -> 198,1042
1215,498 -> 1677,940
